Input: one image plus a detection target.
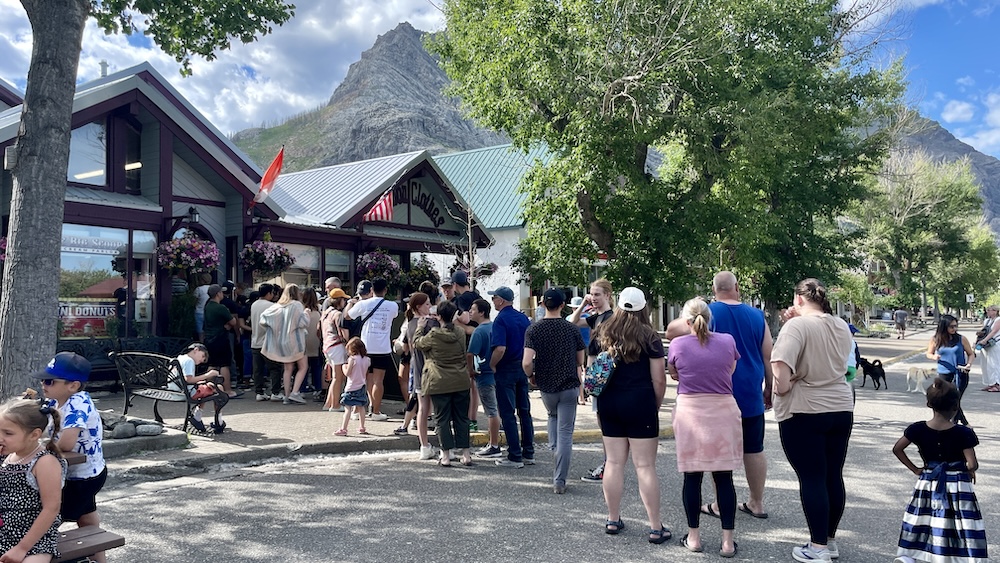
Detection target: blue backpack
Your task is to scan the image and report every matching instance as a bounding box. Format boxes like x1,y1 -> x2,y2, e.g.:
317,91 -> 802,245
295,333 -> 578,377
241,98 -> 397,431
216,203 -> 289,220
584,352 -> 616,397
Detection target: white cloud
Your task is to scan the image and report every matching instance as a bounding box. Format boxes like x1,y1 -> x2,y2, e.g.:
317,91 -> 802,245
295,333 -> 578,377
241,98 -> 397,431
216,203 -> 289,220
1,0 -> 446,134
985,92 -> 1000,127
941,100 -> 976,123
956,75 -> 976,87
960,128 -> 1000,156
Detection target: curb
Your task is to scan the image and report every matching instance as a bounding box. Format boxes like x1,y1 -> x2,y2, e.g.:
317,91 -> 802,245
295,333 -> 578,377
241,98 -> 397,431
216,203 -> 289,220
882,349 -> 927,366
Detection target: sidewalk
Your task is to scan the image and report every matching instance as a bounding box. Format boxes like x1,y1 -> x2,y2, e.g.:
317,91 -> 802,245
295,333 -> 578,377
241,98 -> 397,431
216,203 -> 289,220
105,384 -> 673,481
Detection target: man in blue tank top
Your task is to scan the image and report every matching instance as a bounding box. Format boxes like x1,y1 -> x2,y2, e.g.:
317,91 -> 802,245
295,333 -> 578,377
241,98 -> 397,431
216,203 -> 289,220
703,271 -> 774,520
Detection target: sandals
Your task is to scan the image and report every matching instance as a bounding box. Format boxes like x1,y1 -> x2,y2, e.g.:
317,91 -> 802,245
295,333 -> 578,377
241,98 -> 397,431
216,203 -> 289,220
680,533 -> 703,552
720,542 -> 739,558
648,526 -> 672,544
358,428 -> 369,435
605,518 -> 625,535
333,429 -> 348,436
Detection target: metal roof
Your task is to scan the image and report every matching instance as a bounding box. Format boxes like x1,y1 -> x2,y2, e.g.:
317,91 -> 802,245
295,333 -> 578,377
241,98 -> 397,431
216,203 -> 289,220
270,151 -> 426,226
65,186 -> 162,211
433,144 -> 552,229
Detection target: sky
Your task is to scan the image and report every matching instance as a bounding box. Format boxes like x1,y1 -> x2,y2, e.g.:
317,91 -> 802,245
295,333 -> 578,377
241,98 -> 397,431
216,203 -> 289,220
0,0 -> 999,158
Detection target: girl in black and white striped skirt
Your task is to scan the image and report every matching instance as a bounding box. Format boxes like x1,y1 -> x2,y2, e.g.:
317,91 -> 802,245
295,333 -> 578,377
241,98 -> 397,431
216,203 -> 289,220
892,378 -> 987,563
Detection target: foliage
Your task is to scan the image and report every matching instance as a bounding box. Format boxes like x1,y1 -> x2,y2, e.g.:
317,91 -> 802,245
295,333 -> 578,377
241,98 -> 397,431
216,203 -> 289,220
240,230 -> 295,280
90,0 -> 296,75
431,0 -> 904,306
356,248 -> 403,290
401,254 -> 441,295
156,233 -> 220,273
167,291 -> 197,339
59,267 -> 117,300
511,241 -> 555,295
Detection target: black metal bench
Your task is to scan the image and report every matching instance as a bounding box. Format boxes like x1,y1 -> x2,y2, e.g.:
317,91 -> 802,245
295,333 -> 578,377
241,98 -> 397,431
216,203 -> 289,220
54,525 -> 125,562
109,351 -> 226,432
56,337 -> 194,387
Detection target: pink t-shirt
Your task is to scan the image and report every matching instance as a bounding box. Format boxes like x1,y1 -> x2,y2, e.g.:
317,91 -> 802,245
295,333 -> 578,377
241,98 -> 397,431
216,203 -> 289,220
668,332 -> 740,395
345,355 -> 370,392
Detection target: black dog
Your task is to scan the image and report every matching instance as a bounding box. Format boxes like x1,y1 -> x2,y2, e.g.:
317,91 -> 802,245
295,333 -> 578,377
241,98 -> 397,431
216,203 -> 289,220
858,357 -> 887,390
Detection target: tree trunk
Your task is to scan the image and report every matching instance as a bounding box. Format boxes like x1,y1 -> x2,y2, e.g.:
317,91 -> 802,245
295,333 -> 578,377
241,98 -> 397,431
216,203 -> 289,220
1,0 -> 89,397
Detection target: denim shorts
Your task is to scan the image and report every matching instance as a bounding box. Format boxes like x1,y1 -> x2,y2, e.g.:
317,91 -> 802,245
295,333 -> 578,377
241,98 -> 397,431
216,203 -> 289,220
341,386 -> 369,407
477,383 -> 499,418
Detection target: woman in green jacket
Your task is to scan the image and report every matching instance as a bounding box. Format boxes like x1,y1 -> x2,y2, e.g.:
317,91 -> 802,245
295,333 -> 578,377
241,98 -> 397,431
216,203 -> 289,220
414,300 -> 473,466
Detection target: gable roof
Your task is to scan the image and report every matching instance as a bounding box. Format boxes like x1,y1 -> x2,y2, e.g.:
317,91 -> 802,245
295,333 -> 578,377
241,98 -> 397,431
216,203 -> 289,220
0,63 -> 284,217
0,78 -> 22,108
433,143 -> 553,230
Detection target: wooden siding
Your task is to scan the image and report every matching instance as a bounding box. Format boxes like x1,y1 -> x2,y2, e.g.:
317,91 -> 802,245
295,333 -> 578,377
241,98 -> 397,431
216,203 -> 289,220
172,157 -> 224,202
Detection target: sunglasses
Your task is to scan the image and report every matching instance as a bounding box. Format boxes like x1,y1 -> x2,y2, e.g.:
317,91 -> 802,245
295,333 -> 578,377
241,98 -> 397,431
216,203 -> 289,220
41,379 -> 65,386
948,324 -> 958,329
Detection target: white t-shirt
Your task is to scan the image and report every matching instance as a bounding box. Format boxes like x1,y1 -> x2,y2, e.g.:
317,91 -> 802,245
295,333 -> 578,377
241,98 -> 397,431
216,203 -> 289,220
59,391 -> 106,480
347,296 -> 399,354
167,354 -> 197,394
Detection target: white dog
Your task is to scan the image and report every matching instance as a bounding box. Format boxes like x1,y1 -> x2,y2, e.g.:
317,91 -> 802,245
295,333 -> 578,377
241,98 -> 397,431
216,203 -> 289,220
906,367 -> 934,394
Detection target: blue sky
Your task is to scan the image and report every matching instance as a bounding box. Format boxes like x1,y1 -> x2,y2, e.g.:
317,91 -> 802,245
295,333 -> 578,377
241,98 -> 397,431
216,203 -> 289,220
0,0 -> 998,158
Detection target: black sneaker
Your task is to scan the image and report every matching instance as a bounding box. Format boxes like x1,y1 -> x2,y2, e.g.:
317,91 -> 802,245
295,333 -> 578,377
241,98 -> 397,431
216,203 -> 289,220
581,464 -> 604,482
475,445 -> 502,458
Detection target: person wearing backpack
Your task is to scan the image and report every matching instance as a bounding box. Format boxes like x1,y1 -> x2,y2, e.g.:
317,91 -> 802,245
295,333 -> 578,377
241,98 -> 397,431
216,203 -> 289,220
345,278 -> 399,421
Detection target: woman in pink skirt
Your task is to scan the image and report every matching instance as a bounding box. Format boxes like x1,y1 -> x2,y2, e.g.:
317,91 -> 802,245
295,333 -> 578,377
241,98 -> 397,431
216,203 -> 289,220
669,297 -> 742,558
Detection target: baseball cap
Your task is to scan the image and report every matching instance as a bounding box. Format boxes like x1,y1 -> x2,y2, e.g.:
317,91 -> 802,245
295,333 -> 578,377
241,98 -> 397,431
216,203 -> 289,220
207,284 -> 223,298
328,288 -> 349,300
222,280 -> 235,293
543,288 -> 565,308
356,280 -> 373,296
441,276 -> 454,287
619,287 -> 647,311
452,270 -> 469,286
34,352 -> 91,382
488,286 -> 515,302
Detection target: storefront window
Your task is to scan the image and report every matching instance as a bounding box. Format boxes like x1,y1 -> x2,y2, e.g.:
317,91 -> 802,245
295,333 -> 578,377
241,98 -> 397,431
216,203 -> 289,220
67,121 -> 108,186
281,243 -> 321,289
58,224 -> 156,339
324,248 -> 352,288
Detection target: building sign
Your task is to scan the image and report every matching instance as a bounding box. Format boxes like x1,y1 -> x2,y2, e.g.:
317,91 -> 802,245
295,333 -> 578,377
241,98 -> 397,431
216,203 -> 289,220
58,300 -> 118,338
61,235 -> 126,256
392,178 -> 460,230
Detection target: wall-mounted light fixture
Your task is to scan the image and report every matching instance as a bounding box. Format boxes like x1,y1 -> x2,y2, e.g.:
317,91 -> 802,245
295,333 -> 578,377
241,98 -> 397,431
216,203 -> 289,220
164,206 -> 200,235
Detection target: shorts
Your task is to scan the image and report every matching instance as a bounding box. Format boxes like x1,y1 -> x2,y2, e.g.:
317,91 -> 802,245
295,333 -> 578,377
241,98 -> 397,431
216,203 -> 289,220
597,390 -> 659,439
895,321 -> 906,330
369,353 -> 394,372
477,383 -> 499,418
324,344 -> 347,366
205,334 -> 233,368
61,467 -> 108,521
741,413 -> 765,454
341,386 -> 369,407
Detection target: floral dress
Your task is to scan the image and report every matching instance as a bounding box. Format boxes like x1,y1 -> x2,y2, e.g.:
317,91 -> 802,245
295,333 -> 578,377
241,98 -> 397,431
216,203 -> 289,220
0,450 -> 67,558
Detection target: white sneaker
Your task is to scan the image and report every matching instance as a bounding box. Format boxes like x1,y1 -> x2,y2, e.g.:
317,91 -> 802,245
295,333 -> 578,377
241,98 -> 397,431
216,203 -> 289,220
351,412 -> 360,420
495,458 -> 525,468
892,557 -> 915,563
369,412 -> 389,421
270,393 -> 284,402
286,392 -> 307,404
792,543 -> 832,563
419,445 -> 437,460
827,540 -> 839,559
329,406 -> 345,412
255,393 -> 269,402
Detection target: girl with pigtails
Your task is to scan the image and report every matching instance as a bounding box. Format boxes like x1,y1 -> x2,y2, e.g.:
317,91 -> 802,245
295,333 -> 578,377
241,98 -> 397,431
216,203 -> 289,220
0,394 -> 67,562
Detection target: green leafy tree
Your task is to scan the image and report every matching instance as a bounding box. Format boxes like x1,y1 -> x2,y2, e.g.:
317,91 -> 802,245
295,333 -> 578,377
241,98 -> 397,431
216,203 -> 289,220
431,0 -> 903,310
2,0 -> 294,396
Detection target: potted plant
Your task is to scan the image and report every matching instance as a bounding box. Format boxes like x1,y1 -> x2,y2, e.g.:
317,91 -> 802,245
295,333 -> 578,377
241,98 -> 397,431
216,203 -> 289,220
156,233 -> 220,274
356,248 -> 403,291
239,230 -> 296,281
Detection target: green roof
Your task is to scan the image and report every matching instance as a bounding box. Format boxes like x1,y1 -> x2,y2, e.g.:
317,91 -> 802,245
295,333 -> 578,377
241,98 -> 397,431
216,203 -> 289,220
433,144 -> 552,229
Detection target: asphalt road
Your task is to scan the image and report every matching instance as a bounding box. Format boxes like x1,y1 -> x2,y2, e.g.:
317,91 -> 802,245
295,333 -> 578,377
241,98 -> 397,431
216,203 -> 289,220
94,338 -> 1000,563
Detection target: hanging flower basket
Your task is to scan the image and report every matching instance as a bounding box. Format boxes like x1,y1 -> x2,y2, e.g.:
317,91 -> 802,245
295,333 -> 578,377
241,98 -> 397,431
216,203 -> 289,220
156,233 -> 220,273
239,231 -> 295,280
356,248 -> 403,289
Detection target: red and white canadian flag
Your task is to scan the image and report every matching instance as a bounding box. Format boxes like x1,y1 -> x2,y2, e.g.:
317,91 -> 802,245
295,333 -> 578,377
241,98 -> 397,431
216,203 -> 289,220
252,146 -> 284,206
363,190 -> 393,222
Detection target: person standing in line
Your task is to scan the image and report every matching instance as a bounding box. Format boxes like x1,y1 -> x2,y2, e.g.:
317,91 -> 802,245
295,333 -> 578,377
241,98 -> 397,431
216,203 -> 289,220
523,288 -> 586,494
701,271 -> 774,521
440,277 -> 456,302
669,298 -> 741,557
771,278 -> 854,563
301,288 -> 324,399
488,286 -> 534,468
250,284 -> 282,401
894,306 -> 909,340
193,272 -> 212,341
401,292 -> 440,459
468,298 -> 502,458
321,288 -> 350,412
259,284 -> 311,404
569,278 -> 614,483
345,278 -> 400,420
203,284 -> 239,398
450,270 -> 482,431
593,287 -> 670,544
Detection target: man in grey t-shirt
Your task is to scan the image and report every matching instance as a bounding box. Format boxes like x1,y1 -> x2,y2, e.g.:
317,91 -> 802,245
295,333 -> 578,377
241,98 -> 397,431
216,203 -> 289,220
893,307 -> 909,340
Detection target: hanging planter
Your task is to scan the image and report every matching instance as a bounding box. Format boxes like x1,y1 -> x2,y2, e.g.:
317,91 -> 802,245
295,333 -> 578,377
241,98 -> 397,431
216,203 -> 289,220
356,248 -> 403,290
239,230 -> 295,280
156,233 -> 220,273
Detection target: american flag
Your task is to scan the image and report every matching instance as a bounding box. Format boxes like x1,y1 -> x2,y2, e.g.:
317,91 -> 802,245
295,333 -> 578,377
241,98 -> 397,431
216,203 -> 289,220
363,190 -> 393,222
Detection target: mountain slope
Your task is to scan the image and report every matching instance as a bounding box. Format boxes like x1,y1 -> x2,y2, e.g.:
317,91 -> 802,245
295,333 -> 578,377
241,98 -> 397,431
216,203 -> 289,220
232,22 -> 506,172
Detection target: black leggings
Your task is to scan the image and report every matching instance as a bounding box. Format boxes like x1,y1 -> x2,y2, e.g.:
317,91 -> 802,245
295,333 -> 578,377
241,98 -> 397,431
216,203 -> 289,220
939,371 -> 969,425
682,471 -> 736,530
779,411 -> 853,545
